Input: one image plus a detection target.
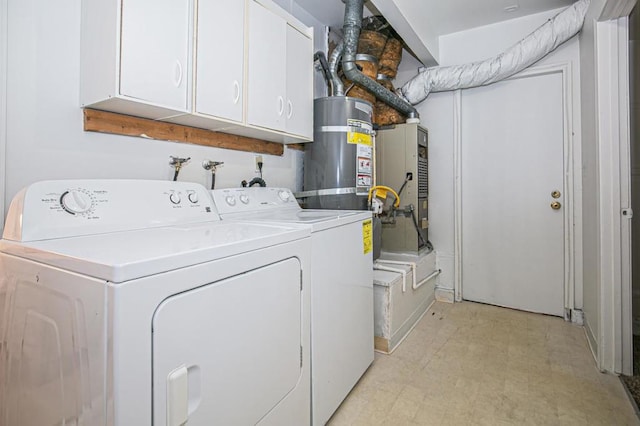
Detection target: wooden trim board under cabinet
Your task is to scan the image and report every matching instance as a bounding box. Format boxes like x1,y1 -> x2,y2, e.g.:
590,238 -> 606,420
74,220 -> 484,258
83,109 -> 287,156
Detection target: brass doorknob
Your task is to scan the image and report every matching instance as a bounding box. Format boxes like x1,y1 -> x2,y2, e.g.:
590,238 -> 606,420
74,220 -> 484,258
551,201 -> 561,210
551,190 -> 561,199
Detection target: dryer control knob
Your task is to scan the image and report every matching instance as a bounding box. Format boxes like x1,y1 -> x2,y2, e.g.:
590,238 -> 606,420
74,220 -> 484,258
225,195 -> 237,206
239,194 -> 250,204
278,190 -> 290,202
60,190 -> 93,215
187,192 -> 199,204
169,193 -> 181,204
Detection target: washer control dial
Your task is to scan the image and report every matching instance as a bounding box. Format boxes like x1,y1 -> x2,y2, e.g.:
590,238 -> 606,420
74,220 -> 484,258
278,190 -> 291,202
225,195 -> 237,206
239,194 -> 250,204
187,192 -> 199,204
169,193 -> 181,204
60,190 -> 93,215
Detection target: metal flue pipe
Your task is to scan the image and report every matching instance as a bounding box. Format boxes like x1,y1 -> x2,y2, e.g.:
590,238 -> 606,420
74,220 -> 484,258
341,0 -> 419,120
314,51 -> 334,96
328,41 -> 345,96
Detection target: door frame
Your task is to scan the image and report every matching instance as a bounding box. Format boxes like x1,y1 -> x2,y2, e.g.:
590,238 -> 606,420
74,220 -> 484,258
0,0 -> 7,234
453,62 -> 583,323
598,16 -> 633,375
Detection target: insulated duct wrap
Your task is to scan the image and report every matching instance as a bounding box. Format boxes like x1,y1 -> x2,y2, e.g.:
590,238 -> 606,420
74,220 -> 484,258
400,0 -> 590,105
342,0 -> 419,119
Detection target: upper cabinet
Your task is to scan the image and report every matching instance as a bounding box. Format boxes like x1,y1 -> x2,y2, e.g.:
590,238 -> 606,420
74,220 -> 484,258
81,0 -> 313,144
120,0 -> 191,110
195,0 -> 245,123
247,0 -> 288,133
285,24 -> 314,139
80,0 -> 192,119
247,1 -> 313,140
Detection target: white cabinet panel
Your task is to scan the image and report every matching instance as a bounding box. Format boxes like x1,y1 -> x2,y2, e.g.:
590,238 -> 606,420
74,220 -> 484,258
285,24 -> 313,139
195,0 -> 244,122
82,0 -> 312,143
247,1 -> 288,132
120,0 -> 190,111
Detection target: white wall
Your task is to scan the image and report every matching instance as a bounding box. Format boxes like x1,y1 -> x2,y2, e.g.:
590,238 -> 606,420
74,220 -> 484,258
0,0 -> 306,233
402,8 -> 582,295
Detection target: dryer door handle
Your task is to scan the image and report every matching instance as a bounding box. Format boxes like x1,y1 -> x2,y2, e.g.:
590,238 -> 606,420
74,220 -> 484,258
167,365 -> 189,426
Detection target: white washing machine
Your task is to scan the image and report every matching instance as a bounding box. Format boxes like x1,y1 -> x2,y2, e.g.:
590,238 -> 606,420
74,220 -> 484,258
211,187 -> 374,425
0,180 -> 311,426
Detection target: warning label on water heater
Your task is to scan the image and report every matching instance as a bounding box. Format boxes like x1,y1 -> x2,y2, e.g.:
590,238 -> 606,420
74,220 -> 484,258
349,119 -> 373,194
346,119 -> 372,146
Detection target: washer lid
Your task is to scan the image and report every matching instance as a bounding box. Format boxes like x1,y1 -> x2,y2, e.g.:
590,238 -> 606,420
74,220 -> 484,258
222,209 -> 371,232
0,221 -> 309,283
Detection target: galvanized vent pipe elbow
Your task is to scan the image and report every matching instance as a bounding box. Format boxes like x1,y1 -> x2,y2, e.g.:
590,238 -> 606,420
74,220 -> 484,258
329,41 -> 345,96
341,0 -> 419,120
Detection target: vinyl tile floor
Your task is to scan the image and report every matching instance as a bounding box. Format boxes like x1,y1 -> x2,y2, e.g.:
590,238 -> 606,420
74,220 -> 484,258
327,301 -> 639,426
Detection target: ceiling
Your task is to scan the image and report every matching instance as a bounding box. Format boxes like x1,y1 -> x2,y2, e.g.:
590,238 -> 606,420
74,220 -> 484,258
294,0 -> 576,64
382,0 -> 574,37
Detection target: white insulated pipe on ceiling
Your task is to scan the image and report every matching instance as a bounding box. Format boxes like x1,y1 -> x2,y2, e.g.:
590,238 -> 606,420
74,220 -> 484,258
399,0 -> 590,105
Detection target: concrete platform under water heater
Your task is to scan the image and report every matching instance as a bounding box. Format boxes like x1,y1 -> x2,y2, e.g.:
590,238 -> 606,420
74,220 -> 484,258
373,250 -> 439,353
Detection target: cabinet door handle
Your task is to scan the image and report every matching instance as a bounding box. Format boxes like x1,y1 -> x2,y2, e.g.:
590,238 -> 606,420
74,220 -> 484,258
287,100 -> 293,119
174,60 -> 183,88
277,96 -> 284,116
233,81 -> 240,104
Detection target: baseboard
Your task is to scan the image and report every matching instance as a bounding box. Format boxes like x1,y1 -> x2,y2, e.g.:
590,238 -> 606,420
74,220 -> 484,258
374,336 -> 390,353
435,286 -> 454,303
584,317 -> 599,368
570,309 -> 584,325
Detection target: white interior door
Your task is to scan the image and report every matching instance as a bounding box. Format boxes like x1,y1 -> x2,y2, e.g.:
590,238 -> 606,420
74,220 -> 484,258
461,72 -> 565,317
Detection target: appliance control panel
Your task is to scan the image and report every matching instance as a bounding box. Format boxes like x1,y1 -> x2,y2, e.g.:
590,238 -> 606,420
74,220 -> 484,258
211,187 -> 299,215
3,180 -> 219,242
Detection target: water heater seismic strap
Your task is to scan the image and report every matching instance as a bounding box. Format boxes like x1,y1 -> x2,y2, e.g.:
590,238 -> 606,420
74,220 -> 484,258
295,187 -> 359,198
317,125 -> 373,133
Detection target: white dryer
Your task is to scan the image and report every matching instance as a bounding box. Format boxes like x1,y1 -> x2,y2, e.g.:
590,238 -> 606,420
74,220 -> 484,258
0,180 -> 311,426
211,187 -> 374,425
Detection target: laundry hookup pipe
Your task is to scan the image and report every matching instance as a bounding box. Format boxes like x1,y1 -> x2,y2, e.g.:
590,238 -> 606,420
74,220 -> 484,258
376,260 -> 441,291
374,263 -> 408,293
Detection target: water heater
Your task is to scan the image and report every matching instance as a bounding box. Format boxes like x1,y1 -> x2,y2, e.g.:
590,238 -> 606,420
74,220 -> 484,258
301,97 -> 374,210
375,122 -> 429,252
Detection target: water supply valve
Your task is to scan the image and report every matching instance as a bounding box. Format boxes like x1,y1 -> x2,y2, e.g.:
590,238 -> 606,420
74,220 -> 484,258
202,160 -> 224,190
169,156 -> 191,181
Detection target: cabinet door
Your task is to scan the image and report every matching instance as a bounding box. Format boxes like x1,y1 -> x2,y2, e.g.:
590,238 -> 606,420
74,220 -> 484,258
285,25 -> 313,139
195,0 -> 244,122
120,0 -> 190,111
247,0 -> 287,132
